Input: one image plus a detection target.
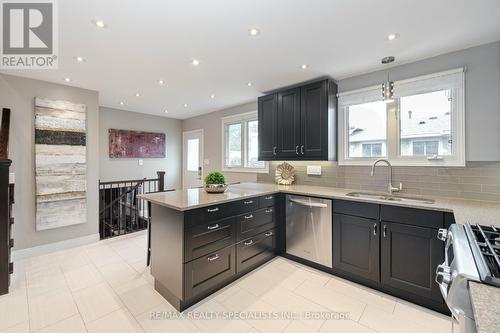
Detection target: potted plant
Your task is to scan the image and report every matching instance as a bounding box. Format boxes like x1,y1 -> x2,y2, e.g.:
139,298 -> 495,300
204,172 -> 227,193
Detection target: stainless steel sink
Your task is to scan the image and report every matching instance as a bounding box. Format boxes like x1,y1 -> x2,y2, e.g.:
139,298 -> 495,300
346,192 -> 435,204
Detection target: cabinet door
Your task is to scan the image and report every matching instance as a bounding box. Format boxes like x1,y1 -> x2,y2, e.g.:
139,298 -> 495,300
258,94 -> 278,160
333,213 -> 380,282
380,222 -> 443,302
300,80 -> 328,159
277,88 -> 301,159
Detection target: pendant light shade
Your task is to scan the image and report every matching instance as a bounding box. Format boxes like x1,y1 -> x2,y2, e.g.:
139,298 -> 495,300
382,81 -> 394,102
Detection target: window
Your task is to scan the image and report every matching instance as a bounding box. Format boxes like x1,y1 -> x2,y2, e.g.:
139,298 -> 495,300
186,138 -> 199,171
222,111 -> 268,173
338,68 -> 465,166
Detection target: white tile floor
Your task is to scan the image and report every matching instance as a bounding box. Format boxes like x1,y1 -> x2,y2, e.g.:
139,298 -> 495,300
0,231 -> 452,333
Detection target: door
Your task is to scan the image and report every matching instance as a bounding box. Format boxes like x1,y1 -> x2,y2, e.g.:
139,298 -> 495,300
258,94 -> 278,160
300,80 -> 328,159
380,222 -> 443,302
333,213 -> 380,282
183,130 -> 203,189
277,88 -> 301,158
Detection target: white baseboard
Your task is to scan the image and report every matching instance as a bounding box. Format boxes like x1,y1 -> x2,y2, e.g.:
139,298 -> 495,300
12,233 -> 100,261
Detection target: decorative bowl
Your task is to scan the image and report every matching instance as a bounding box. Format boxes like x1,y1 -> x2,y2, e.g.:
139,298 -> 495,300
204,184 -> 228,193
275,162 -> 295,185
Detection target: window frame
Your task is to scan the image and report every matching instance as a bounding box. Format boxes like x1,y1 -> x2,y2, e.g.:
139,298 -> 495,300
221,111 -> 269,173
338,68 -> 465,167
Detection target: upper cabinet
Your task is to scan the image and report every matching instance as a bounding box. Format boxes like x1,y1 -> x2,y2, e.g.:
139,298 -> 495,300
258,78 -> 337,161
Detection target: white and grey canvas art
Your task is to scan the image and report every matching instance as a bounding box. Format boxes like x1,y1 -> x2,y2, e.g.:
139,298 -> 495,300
34,97 -> 87,230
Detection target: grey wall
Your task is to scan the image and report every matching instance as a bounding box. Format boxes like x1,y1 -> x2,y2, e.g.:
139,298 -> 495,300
338,41 -> 500,161
182,101 -> 259,184
0,74 -> 99,250
99,107 -> 182,190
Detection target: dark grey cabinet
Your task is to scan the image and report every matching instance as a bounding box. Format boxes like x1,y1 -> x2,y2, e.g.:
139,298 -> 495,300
333,213 -> 380,282
380,222 -> 443,303
258,78 -> 337,161
258,94 -> 278,159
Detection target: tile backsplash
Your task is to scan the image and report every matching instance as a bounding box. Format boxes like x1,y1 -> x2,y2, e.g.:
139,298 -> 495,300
257,161 -> 500,202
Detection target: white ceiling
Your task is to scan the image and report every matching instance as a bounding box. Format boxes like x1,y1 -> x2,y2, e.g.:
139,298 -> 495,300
2,0 -> 500,119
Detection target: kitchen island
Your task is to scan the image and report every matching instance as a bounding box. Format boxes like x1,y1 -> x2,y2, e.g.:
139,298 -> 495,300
139,182 -> 500,332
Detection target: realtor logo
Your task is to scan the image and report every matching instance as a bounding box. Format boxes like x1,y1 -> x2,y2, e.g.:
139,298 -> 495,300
1,0 -> 58,69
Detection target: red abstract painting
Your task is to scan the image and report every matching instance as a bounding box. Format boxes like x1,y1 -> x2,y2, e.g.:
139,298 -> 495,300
109,129 -> 165,158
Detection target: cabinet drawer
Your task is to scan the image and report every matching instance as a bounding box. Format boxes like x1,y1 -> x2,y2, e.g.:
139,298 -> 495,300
237,229 -> 276,273
184,246 -> 236,300
185,202 -> 235,228
234,198 -> 259,213
332,199 -> 379,220
184,217 -> 235,262
237,207 -> 275,241
259,194 -> 276,208
380,205 -> 444,229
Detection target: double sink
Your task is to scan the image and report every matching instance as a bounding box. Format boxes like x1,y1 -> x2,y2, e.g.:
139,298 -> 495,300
346,192 -> 435,205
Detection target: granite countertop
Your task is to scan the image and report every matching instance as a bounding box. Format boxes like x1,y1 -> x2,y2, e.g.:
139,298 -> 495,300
139,182 -> 500,332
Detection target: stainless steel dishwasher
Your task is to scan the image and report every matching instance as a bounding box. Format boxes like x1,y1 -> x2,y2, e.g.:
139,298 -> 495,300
285,195 -> 332,268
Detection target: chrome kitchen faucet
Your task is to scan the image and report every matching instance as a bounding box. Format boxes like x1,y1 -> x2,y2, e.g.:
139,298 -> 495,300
370,159 -> 403,194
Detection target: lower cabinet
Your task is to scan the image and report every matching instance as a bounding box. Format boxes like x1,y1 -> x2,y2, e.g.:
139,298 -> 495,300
184,245 -> 236,299
380,222 -> 443,302
333,213 -> 379,282
237,228 -> 276,274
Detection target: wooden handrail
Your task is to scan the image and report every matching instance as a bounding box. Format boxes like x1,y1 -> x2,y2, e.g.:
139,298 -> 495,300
0,109 -> 11,160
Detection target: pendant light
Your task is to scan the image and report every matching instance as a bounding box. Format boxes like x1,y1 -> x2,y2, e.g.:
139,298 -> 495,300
381,56 -> 395,103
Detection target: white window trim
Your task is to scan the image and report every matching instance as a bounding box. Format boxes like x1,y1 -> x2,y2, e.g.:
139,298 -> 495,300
338,68 -> 465,167
221,111 -> 269,173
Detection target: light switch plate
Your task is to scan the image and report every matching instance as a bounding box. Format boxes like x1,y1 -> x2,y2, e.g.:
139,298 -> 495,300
307,165 -> 322,176
204,159 -> 210,165
138,159 -> 144,166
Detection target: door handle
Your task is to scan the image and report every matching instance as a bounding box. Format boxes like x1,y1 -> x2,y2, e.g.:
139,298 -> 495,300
265,196 -> 273,200
244,214 -> 253,219
207,207 -> 219,213
243,200 -> 254,205
273,146 -> 277,155
301,145 -> 304,155
289,198 -> 328,208
244,240 -> 253,246
295,146 -> 299,155
207,254 -> 220,261
207,223 -> 219,230
265,231 -> 273,237
373,223 -> 377,236
383,225 -> 388,237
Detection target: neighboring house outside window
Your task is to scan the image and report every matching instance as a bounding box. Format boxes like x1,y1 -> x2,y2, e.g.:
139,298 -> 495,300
362,143 -> 383,157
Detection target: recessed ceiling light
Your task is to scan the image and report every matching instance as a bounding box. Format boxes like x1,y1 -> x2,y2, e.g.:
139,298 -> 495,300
183,103 -> 188,108
93,20 -> 106,28
64,77 -> 71,82
158,79 -> 165,85
248,28 -> 260,36
300,64 -> 308,70
247,82 -> 253,87
386,33 -> 399,41
192,59 -> 200,66
210,94 -> 216,99
75,56 -> 84,62
119,101 -> 124,105
135,93 -> 141,97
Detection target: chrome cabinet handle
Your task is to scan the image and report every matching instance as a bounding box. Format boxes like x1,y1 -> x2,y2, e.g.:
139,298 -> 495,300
207,254 -> 220,261
383,225 -> 388,238
265,196 -> 273,200
295,146 -> 299,155
244,200 -> 254,205
265,208 -> 273,213
244,214 -> 253,219
207,223 -> 219,230
265,231 -> 273,237
244,240 -> 253,246
301,145 -> 304,154
273,146 -> 277,155
373,223 -> 377,236
207,207 -> 219,213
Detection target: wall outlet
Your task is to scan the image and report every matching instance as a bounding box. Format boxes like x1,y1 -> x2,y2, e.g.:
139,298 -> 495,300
138,159 -> 143,166
307,165 -> 322,176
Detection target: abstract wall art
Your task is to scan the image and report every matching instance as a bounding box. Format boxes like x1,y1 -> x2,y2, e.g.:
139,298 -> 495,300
34,97 -> 87,231
108,129 -> 165,158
